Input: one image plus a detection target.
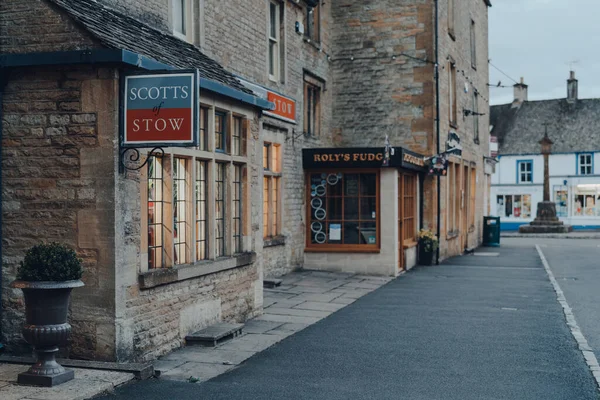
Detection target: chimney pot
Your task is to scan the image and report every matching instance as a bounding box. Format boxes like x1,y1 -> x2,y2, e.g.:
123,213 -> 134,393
512,77 -> 528,106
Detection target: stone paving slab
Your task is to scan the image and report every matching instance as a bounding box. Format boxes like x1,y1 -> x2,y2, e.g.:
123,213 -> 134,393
0,362 -> 134,400
149,268 -> 391,385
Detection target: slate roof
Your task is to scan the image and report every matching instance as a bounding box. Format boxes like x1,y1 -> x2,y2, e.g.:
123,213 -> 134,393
490,99 -> 600,155
48,0 -> 251,94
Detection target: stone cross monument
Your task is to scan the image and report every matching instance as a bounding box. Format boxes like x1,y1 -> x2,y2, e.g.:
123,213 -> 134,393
519,125 -> 573,233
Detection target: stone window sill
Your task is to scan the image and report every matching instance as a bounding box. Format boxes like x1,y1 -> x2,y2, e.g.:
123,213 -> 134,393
264,236 -> 286,248
138,252 -> 256,290
403,240 -> 418,249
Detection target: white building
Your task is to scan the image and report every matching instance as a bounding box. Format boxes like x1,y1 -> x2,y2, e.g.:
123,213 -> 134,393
490,72 -> 600,231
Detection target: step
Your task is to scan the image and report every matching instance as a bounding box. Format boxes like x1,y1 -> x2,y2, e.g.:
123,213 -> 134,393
185,322 -> 244,347
263,278 -> 283,288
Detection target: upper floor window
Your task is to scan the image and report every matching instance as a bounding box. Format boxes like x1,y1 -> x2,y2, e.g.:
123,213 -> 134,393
448,0 -> 455,39
306,2 -> 321,43
172,0 -> 193,42
579,153 -> 593,175
448,61 -> 457,127
215,111 -> 227,152
470,19 -> 477,69
473,91 -> 479,143
518,160 -> 533,183
269,1 -> 284,82
304,74 -> 323,137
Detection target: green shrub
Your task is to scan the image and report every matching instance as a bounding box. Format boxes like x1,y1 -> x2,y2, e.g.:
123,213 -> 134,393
17,243 -> 83,282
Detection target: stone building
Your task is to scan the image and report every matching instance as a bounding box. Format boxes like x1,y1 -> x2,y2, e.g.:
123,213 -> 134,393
1,0 -> 491,362
490,72 -> 600,231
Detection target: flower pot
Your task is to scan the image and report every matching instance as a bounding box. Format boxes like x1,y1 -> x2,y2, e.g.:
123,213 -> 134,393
10,280 -> 84,387
418,245 -> 434,266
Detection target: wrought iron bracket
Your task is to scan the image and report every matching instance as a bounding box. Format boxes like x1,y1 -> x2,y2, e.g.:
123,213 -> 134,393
119,146 -> 165,173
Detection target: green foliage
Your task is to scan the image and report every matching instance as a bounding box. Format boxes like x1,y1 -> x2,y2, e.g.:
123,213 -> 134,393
17,243 -> 83,282
417,229 -> 439,253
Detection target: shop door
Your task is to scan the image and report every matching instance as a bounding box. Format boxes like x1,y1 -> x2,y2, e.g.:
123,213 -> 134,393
461,165 -> 469,250
398,174 -> 404,271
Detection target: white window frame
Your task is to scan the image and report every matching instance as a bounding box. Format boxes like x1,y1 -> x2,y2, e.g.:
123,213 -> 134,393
579,153 -> 593,175
268,0 -> 281,82
172,0 -> 193,43
518,160 -> 533,183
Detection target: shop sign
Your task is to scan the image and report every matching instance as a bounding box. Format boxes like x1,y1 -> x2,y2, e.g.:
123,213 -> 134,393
265,91 -> 296,123
401,149 -> 427,171
237,77 -> 296,123
122,70 -> 198,147
303,147 -> 403,169
428,155 -> 448,176
446,131 -> 462,157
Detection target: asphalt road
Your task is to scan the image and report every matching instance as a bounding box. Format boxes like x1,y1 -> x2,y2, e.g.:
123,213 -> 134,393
507,238 -> 600,365
98,244 -> 598,400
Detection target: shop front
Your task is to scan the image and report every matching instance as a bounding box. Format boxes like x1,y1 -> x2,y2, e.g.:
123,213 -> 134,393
302,147 -> 427,276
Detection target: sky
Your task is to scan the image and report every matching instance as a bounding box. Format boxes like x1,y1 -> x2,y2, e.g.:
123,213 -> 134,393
489,0 -> 600,105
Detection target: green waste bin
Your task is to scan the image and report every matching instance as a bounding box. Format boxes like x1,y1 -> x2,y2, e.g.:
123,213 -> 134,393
483,216 -> 500,247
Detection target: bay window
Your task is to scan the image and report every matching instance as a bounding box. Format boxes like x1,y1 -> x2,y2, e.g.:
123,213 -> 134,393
306,171 -> 379,251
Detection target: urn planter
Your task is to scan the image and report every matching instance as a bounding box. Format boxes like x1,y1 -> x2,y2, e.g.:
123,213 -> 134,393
10,279 -> 84,387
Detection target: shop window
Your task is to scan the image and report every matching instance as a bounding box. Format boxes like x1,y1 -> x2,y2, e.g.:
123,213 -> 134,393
148,156 -> 165,269
195,160 -> 208,260
449,62 -> 457,126
215,111 -> 227,153
304,75 -> 322,137
215,163 -> 226,257
447,162 -> 459,234
470,19 -> 477,69
402,174 -> 417,244
578,153 -> 593,175
573,184 -> 600,216
268,1 -> 285,82
172,0 -> 192,42
496,195 -> 532,219
306,171 -> 379,251
517,160 -> 533,183
263,143 -> 282,238
554,185 -> 568,217
173,157 -> 190,265
306,1 -> 320,43
233,165 -> 243,253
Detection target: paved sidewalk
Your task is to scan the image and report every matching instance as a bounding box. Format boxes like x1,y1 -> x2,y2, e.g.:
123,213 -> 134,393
501,231 -> 600,239
153,270 -> 392,382
0,363 -> 133,400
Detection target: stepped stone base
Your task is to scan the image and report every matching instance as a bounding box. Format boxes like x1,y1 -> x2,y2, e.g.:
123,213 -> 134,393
519,201 -> 573,234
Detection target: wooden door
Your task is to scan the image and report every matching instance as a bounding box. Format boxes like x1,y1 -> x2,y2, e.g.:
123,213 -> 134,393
398,174 -> 404,271
461,165 -> 469,250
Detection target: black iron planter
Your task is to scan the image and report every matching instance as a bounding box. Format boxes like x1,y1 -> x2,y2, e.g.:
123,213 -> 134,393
9,280 -> 84,387
418,244 -> 435,266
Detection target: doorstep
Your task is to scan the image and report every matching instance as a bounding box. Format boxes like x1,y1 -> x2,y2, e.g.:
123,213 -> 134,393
0,362 -> 135,400
153,269 -> 394,383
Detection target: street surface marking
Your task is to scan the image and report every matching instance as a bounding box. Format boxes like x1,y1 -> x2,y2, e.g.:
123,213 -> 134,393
501,307 -> 518,311
536,245 -> 600,392
473,252 -> 500,256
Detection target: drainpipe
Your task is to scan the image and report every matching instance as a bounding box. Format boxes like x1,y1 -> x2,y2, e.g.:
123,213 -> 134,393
434,0 -> 441,265
0,69 -> 7,351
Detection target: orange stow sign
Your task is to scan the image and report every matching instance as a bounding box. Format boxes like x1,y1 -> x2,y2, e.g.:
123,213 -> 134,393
266,91 -> 296,123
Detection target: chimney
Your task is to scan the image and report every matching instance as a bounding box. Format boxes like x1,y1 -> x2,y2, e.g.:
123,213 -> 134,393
567,70 -> 578,102
512,77 -> 528,107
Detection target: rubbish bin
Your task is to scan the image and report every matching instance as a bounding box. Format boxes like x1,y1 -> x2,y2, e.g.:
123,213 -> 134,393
483,216 -> 500,247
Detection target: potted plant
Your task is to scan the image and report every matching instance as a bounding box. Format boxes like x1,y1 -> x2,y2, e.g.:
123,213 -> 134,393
417,229 -> 438,266
10,242 -> 84,387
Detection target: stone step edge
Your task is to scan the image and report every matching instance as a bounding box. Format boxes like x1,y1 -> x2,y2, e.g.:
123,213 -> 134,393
185,322 -> 244,347
263,278 -> 283,288
0,355 -> 154,380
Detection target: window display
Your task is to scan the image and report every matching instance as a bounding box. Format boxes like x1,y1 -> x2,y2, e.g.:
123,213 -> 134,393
553,186 -> 568,217
307,171 -> 378,250
573,184 -> 600,217
496,194 -> 531,219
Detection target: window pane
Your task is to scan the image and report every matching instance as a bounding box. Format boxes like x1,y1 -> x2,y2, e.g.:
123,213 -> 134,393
173,0 -> 185,34
199,107 -> 208,151
344,174 -> 359,196
360,174 -> 377,196
360,222 -> 377,245
343,222 -> 360,244
327,197 -> 342,220
271,176 -> 278,237
195,160 -> 207,260
270,3 -> 277,39
263,177 -> 269,236
269,42 -> 276,76
360,197 -> 377,220
215,164 -> 226,257
263,144 -> 270,170
148,157 -> 164,269
233,116 -> 242,156
173,158 -> 188,265
233,165 -> 243,253
344,198 -> 359,220
215,112 -> 226,152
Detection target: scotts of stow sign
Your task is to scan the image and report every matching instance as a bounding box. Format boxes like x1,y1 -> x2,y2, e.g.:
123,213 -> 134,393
122,71 -> 199,147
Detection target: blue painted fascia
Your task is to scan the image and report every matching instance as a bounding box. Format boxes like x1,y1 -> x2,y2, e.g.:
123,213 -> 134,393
575,152 -> 594,176
0,49 -> 272,110
516,159 -> 533,184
